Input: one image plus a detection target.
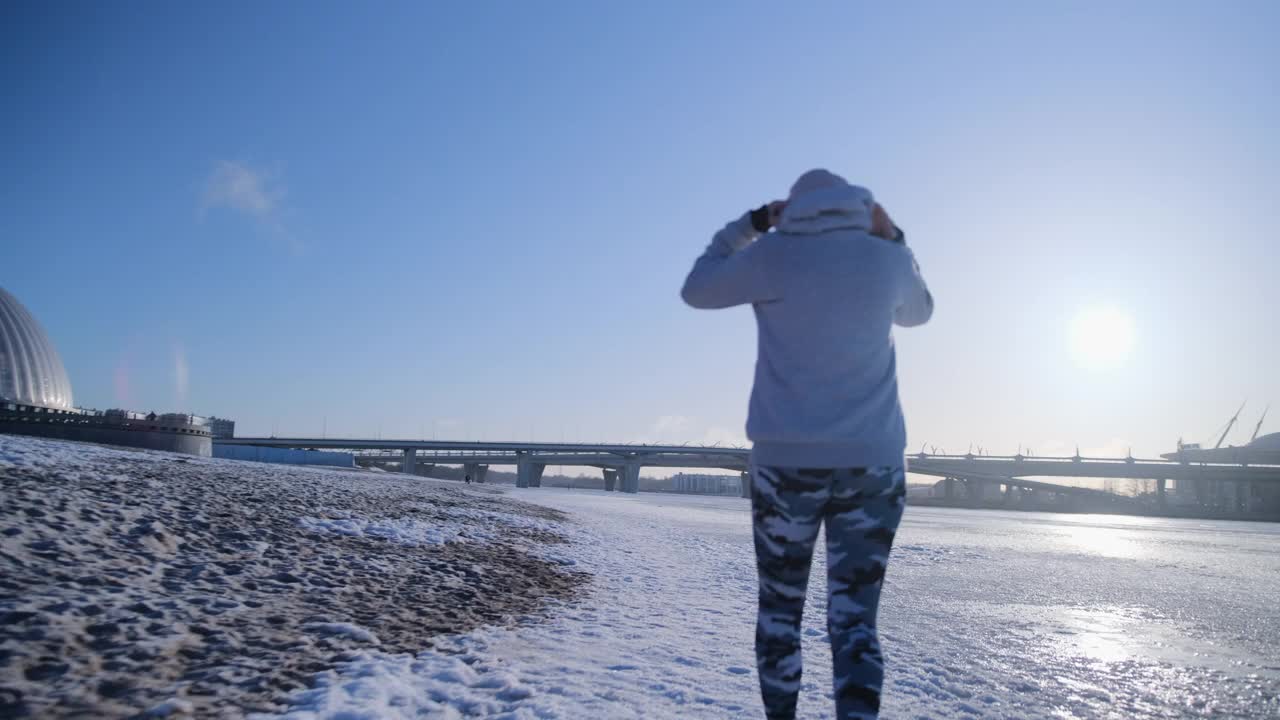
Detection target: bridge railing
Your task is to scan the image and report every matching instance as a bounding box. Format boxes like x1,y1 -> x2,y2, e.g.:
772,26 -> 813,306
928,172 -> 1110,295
909,452 -> 1278,468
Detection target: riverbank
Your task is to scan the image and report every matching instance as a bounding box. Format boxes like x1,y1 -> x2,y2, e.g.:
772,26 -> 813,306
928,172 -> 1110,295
0,434 -> 587,718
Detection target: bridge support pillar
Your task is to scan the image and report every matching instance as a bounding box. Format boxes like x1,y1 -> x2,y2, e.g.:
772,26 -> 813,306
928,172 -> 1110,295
603,468 -> 618,492
1156,478 -> 1167,508
463,463 -> 488,484
740,471 -> 751,499
517,460 -> 545,489
944,477 -> 956,500
401,449 -> 417,476
621,461 -> 641,494
968,479 -> 985,502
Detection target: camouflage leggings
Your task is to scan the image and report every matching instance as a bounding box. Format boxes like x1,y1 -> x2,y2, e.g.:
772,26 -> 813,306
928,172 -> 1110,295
750,465 -> 906,720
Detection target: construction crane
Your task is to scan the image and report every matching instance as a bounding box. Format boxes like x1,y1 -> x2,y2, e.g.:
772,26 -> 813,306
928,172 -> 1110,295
1215,402 -> 1247,449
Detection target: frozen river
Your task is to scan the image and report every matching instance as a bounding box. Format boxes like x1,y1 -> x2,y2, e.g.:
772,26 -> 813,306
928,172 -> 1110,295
279,488 -> 1280,719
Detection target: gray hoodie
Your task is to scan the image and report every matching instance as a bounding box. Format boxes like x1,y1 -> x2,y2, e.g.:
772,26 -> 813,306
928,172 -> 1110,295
681,180 -> 932,469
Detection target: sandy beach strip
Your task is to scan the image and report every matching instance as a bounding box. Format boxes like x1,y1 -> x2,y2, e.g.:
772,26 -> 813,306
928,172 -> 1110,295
0,434 -> 587,718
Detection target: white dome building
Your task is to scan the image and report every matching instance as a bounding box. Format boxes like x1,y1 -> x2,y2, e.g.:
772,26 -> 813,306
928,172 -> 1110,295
0,287 -> 74,410
0,287 -> 212,456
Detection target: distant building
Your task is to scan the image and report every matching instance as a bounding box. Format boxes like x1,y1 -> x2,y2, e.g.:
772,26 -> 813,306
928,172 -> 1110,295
0,286 -> 211,456
207,416 -> 236,439
1162,432 -> 1280,466
672,472 -> 742,496
0,287 -> 74,410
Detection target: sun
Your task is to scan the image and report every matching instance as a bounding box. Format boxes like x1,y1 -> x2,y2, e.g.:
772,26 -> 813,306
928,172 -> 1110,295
1069,306 -> 1135,370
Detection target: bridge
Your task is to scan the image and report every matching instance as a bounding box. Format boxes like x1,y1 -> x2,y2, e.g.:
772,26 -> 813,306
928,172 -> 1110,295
216,437 -> 1280,510
906,452 -> 1280,512
216,438 -> 752,493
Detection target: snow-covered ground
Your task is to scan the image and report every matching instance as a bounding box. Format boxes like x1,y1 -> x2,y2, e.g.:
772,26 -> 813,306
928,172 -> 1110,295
5,433 -> 1276,719
276,488 -> 1280,719
0,435 -> 584,718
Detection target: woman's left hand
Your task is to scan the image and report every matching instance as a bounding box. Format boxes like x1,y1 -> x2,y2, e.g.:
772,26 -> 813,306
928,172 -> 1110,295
870,203 -> 896,240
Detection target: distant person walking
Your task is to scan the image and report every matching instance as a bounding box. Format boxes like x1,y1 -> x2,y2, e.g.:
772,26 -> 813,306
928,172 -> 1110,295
681,169 -> 933,719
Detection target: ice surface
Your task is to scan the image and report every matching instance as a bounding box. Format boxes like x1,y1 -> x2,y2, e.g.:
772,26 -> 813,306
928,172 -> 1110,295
271,489 -> 1280,719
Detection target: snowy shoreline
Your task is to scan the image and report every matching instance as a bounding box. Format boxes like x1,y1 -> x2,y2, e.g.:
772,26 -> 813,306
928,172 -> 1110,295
0,435 -> 587,718
268,490 -> 1280,719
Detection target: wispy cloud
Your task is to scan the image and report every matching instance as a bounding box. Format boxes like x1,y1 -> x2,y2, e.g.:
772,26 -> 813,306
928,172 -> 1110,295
698,425 -> 748,448
200,160 -> 302,253
202,160 -> 276,217
634,415 -> 749,448
650,415 -> 692,437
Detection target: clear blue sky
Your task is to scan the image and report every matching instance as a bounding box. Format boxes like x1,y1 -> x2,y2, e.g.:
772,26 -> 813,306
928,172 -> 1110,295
4,1 -> 1277,459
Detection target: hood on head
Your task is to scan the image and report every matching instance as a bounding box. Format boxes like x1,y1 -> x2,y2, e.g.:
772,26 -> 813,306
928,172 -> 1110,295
779,169 -> 875,235
788,168 -> 849,200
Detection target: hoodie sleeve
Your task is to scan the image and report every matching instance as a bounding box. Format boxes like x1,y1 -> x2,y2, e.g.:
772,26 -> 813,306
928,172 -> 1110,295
894,245 -> 934,327
680,213 -> 782,309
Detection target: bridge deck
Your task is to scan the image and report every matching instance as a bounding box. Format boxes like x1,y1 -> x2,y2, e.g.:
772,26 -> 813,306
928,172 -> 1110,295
218,438 -> 1280,485
908,456 -> 1279,484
